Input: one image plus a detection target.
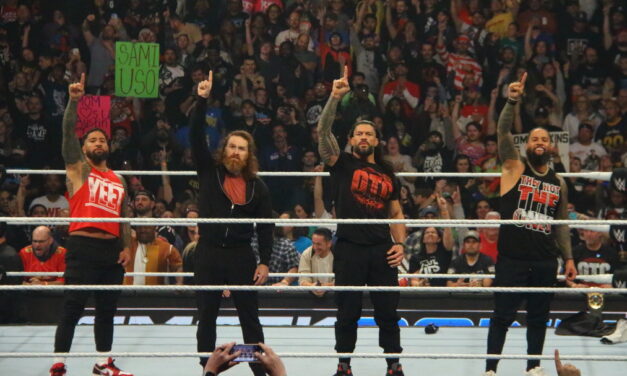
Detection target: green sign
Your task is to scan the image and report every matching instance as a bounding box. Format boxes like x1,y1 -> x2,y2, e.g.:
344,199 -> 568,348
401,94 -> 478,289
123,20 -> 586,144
115,42 -> 159,98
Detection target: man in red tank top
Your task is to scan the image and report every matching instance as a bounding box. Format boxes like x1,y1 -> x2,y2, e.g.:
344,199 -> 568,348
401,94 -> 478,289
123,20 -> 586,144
49,74 -> 133,376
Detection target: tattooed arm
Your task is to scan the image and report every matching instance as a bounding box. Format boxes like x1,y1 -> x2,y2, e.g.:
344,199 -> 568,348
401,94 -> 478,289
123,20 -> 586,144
555,176 -> 576,281
317,96 -> 341,166
499,74 -> 527,195
318,66 -> 350,167
63,74 -> 90,196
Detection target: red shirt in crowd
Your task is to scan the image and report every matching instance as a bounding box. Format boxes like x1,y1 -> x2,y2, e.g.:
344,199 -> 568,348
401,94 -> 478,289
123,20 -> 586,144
19,245 -> 66,283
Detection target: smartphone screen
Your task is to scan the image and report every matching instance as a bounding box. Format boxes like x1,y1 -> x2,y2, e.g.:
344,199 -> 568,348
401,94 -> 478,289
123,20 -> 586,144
230,344 -> 262,362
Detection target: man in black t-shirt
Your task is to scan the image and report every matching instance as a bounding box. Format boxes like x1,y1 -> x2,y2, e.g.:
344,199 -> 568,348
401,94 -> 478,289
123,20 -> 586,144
447,231 -> 494,287
318,66 -> 406,376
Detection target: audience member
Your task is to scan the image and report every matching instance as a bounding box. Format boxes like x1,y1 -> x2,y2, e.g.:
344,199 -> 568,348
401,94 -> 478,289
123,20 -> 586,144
18,226 -> 65,285
125,225 -> 182,286
298,227 -> 335,297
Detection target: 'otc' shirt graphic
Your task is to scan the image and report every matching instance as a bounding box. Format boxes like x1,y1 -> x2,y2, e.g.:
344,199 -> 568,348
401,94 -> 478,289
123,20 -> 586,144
572,244 -> 619,275
330,152 -> 399,245
499,162 -> 563,260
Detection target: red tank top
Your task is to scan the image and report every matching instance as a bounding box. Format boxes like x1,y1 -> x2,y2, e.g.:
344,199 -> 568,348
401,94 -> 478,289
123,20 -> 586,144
69,167 -> 125,237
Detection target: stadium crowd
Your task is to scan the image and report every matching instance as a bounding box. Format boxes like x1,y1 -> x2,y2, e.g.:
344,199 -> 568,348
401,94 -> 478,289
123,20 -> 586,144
0,0 -> 625,303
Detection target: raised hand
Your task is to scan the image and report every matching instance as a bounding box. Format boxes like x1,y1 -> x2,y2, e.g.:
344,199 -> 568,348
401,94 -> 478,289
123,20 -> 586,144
331,65 -> 350,99
69,73 -> 85,101
507,72 -> 526,101
554,349 -> 581,376
197,70 -> 213,99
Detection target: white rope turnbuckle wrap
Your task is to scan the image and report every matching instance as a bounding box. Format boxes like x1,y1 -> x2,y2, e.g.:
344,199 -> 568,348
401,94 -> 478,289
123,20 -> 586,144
0,352 -> 625,361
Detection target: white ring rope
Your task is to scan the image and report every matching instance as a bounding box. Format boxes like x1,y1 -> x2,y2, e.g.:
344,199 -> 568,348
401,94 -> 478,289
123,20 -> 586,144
0,284 -> 623,294
7,271 -> 614,283
5,169 -> 612,180
2,216 -> 624,226
0,352 -> 624,361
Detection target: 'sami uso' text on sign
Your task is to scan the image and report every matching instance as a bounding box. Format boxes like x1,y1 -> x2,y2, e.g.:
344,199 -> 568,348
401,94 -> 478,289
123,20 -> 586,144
115,42 -> 159,98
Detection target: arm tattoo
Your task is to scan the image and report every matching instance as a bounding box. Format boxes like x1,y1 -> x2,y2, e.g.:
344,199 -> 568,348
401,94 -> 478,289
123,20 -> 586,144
317,97 -> 341,164
554,177 -> 572,260
117,174 -> 132,250
62,100 -> 84,165
497,102 -> 520,162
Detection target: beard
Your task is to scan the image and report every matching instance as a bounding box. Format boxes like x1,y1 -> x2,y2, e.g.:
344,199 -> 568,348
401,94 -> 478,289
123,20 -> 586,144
352,143 -> 374,157
85,149 -> 109,164
224,155 -> 246,174
526,146 -> 550,167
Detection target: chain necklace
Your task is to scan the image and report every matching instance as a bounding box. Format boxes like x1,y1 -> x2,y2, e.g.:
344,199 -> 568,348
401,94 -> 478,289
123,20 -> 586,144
139,243 -> 148,264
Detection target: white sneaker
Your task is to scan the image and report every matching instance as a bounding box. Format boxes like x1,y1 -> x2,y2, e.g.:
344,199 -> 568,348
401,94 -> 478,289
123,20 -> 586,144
480,371 -> 497,376
601,318 -> 627,344
524,366 -> 548,376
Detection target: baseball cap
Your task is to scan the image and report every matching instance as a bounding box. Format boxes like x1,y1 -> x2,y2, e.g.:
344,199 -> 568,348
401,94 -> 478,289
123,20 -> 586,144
464,230 -> 480,241
134,189 -> 155,201
418,205 -> 438,217
578,123 -> 594,132
534,106 -> 549,118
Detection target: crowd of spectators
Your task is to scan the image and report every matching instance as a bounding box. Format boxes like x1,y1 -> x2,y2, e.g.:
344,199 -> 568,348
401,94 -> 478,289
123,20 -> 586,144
0,0 -> 625,299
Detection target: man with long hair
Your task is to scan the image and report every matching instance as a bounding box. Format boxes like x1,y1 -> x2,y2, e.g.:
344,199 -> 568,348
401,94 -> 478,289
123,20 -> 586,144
191,71 -> 273,376
50,73 -> 133,376
318,66 -> 406,376
483,73 -> 577,376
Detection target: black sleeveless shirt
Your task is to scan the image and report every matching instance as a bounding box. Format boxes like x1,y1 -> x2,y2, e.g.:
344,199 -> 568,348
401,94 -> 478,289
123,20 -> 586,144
498,162 -> 563,261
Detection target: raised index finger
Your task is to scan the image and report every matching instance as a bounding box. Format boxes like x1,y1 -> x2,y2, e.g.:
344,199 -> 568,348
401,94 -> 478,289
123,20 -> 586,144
79,72 -> 85,87
208,70 -> 213,82
554,349 -> 563,370
343,65 -> 349,80
519,72 -> 527,87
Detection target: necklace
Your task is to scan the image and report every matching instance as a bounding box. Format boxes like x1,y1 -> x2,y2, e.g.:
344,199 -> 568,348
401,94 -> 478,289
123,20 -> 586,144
139,244 -> 148,264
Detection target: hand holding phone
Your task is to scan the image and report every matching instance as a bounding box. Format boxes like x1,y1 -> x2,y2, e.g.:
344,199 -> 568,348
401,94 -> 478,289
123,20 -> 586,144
230,344 -> 263,362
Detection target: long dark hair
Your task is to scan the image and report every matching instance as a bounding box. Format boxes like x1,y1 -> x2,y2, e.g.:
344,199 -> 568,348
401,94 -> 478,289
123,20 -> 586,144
349,120 -> 395,179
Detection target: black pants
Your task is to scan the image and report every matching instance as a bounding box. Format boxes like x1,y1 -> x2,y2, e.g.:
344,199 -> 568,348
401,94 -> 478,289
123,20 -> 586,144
486,255 -> 558,372
55,236 -> 124,353
194,240 -> 265,376
334,240 -> 402,365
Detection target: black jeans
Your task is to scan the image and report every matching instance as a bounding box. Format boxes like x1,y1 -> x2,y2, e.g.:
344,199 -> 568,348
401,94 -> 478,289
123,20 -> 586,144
194,240 -> 265,376
486,255 -> 558,372
55,236 -> 124,353
334,239 -> 402,366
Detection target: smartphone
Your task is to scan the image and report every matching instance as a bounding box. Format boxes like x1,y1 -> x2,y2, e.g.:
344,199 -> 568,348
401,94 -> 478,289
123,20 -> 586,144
111,13 -> 118,19
230,344 -> 262,362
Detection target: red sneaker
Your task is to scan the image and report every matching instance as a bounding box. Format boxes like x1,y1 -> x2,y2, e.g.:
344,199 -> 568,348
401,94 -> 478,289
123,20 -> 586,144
49,363 -> 66,376
92,357 -> 133,376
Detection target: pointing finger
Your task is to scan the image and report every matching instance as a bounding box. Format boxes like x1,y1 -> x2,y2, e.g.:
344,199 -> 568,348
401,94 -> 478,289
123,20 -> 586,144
554,349 -> 563,371
79,72 -> 85,87
208,70 -> 213,82
343,65 -> 348,80
520,72 -> 527,87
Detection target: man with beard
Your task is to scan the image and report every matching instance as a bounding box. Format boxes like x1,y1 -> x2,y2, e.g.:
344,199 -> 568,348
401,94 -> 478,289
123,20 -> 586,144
50,74 -> 133,376
191,71 -> 273,376
318,66 -> 406,376
483,73 -> 577,376
413,130 -> 453,189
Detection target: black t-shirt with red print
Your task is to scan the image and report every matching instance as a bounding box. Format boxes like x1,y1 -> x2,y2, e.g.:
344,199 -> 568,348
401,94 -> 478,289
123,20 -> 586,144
329,152 -> 400,245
